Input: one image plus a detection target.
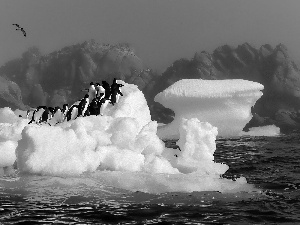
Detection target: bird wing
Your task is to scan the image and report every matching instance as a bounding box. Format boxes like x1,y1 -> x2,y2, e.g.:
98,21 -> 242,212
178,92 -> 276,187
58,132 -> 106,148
22,29 -> 26,37
12,24 -> 20,28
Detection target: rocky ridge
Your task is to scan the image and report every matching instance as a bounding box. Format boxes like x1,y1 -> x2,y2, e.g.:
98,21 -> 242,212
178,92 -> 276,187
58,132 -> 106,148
150,43 -> 300,133
1,41 -> 300,133
0,40 -> 159,108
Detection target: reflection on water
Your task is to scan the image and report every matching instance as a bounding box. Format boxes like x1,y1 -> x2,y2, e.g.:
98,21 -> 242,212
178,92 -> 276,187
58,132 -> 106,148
1,134 -> 300,224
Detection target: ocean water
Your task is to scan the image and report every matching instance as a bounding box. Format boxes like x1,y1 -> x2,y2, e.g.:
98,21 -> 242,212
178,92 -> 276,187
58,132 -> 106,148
0,132 -> 300,224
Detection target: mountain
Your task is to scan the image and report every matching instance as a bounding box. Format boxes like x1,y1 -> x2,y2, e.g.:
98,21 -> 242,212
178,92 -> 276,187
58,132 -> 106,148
0,40 -> 159,108
149,43 -> 300,133
1,41 -> 300,133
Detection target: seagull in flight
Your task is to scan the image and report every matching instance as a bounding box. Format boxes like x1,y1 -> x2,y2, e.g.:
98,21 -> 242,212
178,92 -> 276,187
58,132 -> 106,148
12,24 -> 26,37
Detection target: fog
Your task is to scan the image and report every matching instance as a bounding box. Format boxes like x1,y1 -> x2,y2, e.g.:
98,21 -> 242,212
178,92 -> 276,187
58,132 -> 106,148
1,0 -> 300,72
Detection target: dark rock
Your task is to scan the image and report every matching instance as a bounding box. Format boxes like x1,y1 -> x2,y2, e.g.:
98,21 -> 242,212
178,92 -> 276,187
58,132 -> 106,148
149,43 -> 300,134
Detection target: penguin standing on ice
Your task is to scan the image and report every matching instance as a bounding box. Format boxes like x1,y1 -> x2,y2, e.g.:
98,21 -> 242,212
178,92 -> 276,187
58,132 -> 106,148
39,107 -> 54,125
77,94 -> 90,117
110,78 -> 123,105
83,82 -> 97,102
28,106 -> 47,124
61,104 -> 69,122
88,98 -> 99,115
115,79 -> 124,104
99,97 -> 110,116
102,80 -> 111,100
26,110 -> 31,119
52,106 -> 64,124
95,83 -> 106,100
65,105 -> 79,121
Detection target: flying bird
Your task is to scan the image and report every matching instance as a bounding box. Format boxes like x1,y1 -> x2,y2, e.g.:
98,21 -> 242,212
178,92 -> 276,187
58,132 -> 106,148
12,24 -> 26,37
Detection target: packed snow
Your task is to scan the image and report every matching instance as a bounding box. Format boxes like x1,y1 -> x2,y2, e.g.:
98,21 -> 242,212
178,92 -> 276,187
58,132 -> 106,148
155,79 -> 264,139
0,80 -> 264,193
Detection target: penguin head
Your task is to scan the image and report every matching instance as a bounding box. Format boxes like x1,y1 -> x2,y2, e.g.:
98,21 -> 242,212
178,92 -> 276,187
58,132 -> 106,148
96,83 -> 100,86
54,106 -> 61,113
48,107 -> 55,114
90,82 -> 94,86
84,94 -> 89,98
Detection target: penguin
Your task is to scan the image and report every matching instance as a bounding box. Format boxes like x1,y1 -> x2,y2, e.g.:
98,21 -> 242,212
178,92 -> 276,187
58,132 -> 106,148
116,80 -> 124,103
102,80 -> 111,100
61,103 -> 69,122
99,98 -> 110,116
77,94 -> 90,117
26,110 -> 30,119
110,78 -> 124,105
115,80 -> 124,104
39,107 -> 53,125
65,105 -> 79,121
82,82 -> 96,102
48,107 -> 55,117
88,98 -> 100,115
62,104 -> 69,113
52,106 -> 64,124
95,83 -> 106,99
28,106 -> 47,124
47,107 -> 55,123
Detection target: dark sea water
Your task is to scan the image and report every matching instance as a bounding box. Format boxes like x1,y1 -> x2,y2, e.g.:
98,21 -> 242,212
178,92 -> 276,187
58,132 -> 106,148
1,132 -> 300,224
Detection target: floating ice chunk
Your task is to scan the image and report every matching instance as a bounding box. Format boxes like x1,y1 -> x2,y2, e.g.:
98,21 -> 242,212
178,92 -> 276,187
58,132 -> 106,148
173,118 -> 228,175
240,125 -> 280,136
3,80 -> 256,194
91,170 -> 255,193
155,79 -> 264,139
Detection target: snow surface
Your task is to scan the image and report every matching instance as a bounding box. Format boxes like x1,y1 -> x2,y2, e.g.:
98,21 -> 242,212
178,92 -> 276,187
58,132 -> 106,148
155,79 -> 264,139
0,81 -> 262,193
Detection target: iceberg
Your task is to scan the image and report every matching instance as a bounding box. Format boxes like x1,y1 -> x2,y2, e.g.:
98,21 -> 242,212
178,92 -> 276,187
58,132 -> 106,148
154,79 -> 264,139
0,80 -> 259,193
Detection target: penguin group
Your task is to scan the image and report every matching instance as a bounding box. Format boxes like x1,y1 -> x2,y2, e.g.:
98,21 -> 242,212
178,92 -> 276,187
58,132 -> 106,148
27,78 -> 124,125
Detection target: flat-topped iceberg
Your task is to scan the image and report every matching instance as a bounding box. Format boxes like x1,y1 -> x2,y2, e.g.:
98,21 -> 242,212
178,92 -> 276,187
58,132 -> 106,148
155,79 -> 264,139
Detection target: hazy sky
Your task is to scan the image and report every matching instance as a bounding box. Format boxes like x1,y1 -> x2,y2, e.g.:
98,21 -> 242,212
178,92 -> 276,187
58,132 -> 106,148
1,0 -> 300,72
